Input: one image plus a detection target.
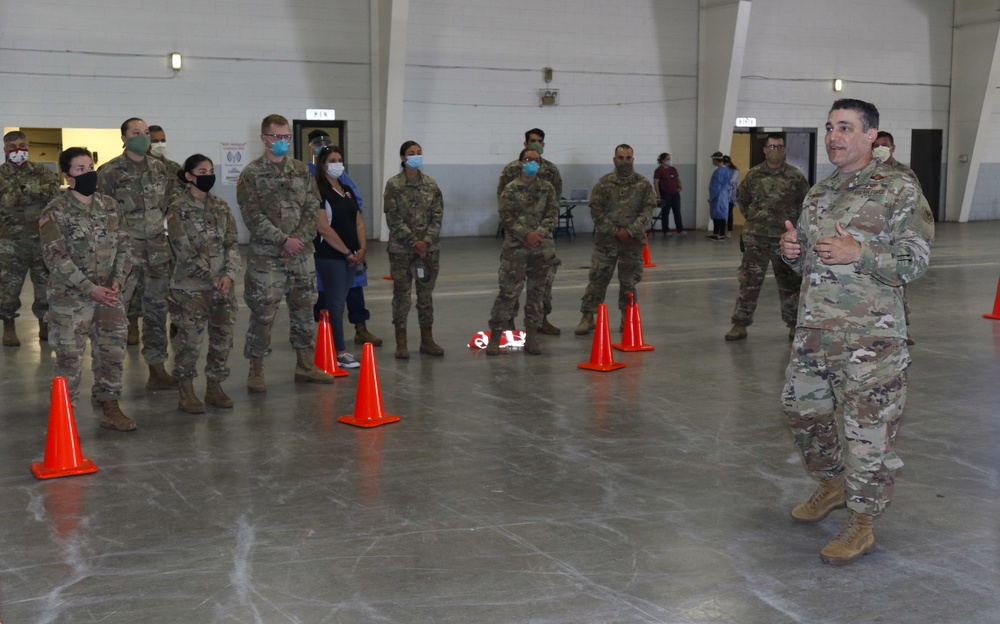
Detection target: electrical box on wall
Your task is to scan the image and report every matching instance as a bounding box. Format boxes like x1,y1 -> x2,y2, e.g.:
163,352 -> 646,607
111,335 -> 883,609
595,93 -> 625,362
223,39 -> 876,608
539,89 -> 559,107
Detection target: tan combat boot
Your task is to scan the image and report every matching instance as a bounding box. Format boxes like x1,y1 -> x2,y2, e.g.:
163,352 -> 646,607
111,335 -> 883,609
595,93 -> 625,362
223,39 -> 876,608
354,322 -> 383,346
3,318 -> 20,347
791,474 -> 847,522
177,378 -> 206,414
99,399 -> 137,432
205,379 -> 234,408
574,313 -> 595,335
394,327 -> 409,359
247,357 -> 266,393
524,327 -> 542,355
820,510 -> 876,565
724,323 -> 748,341
539,316 -> 561,335
419,327 -> 444,356
38,319 -> 49,341
295,348 -> 335,384
126,319 -> 140,345
147,363 -> 178,390
485,329 -> 502,356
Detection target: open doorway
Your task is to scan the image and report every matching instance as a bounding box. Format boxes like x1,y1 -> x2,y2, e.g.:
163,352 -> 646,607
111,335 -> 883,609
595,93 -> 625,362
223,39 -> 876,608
729,127 -> 817,227
910,129 -> 942,220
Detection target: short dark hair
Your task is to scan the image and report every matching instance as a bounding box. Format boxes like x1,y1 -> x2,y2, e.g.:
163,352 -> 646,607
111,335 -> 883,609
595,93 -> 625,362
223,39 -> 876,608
615,144 -> 633,154
59,147 -> 92,174
518,147 -> 540,162
120,117 -> 144,136
178,153 -> 213,182
314,145 -> 344,191
3,130 -> 26,145
876,131 -> 895,145
525,128 -> 545,142
766,133 -> 786,144
148,125 -> 164,134
830,99 -> 879,132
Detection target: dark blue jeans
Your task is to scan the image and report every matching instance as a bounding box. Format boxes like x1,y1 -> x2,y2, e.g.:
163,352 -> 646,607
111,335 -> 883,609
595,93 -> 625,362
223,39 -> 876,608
662,192 -> 683,232
315,256 -> 354,352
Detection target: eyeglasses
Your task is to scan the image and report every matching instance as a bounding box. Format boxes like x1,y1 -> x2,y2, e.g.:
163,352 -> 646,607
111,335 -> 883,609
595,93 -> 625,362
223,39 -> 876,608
264,134 -> 292,141
764,145 -> 786,151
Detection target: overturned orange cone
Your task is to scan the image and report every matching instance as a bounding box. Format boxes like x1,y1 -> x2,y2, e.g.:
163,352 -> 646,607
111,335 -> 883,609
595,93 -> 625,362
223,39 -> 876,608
314,310 -> 349,378
984,275 -> 1000,319
339,343 -> 400,427
643,235 -> 657,268
613,292 -> 655,352
31,377 -> 98,479
579,304 -> 626,372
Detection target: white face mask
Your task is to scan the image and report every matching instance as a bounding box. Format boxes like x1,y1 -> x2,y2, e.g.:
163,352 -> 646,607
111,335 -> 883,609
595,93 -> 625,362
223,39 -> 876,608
326,162 -> 345,178
150,143 -> 167,158
872,145 -> 891,163
7,149 -> 29,165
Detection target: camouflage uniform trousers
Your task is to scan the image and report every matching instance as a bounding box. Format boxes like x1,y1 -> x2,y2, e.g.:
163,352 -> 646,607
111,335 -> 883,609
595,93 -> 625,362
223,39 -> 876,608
489,245 -> 555,331
389,250 -> 439,328
121,261 -> 171,363
169,288 -> 237,381
580,238 -> 644,316
511,255 -> 560,321
0,233 -> 48,321
782,328 -> 909,516
732,233 -> 801,327
47,296 -> 127,404
243,253 -> 316,358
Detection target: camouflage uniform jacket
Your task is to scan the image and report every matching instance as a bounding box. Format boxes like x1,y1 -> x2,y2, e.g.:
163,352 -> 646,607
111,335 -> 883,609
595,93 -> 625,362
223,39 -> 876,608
154,156 -> 184,203
166,191 -> 241,291
96,153 -> 171,269
39,191 -> 132,300
497,158 -> 563,199
0,160 -> 61,239
237,155 -> 319,258
589,171 -> 656,243
383,171 -> 444,254
735,161 -> 810,238
498,177 -> 559,251
784,159 -> 933,339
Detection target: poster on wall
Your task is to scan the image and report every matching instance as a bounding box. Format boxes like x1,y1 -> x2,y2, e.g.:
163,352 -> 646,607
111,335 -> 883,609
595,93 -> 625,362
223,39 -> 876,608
220,142 -> 247,186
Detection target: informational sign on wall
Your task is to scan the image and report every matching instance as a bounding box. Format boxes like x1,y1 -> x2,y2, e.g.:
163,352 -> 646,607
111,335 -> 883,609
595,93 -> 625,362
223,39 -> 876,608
220,142 -> 247,186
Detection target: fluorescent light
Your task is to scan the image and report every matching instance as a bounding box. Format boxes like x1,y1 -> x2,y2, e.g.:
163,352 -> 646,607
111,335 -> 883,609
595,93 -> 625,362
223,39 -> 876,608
170,53 -> 182,71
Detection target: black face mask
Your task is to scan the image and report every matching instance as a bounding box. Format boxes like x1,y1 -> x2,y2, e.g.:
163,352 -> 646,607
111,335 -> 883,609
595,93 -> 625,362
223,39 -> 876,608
192,174 -> 216,193
71,171 -> 98,197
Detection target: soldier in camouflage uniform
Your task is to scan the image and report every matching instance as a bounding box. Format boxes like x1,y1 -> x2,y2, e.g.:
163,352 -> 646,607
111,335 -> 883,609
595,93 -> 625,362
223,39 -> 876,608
167,154 -> 241,413
779,99 -> 933,565
40,147 -> 135,432
725,134 -> 810,342
97,118 -> 176,390
496,128 -> 563,335
148,125 -> 184,341
486,148 -> 559,356
575,144 -> 655,335
1,131 -> 60,346
384,140 -> 445,359
238,114 -> 333,391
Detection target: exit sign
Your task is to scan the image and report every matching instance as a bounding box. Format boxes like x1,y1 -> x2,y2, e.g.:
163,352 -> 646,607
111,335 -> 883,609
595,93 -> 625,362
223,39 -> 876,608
307,109 -> 336,120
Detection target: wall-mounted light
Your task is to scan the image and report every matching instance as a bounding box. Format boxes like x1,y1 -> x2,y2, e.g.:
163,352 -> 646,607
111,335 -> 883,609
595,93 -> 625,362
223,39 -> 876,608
170,53 -> 183,71
539,89 -> 559,107
833,78 -> 843,92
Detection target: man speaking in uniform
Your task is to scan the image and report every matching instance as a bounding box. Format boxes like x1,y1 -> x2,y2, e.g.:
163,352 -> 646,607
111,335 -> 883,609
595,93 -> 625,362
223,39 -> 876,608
779,99 -> 933,565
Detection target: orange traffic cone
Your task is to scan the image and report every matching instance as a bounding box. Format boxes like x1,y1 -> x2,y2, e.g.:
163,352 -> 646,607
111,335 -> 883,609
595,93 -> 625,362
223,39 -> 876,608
31,377 -> 99,479
613,292 -> 655,352
643,234 -> 657,268
578,304 -> 626,372
339,343 -> 401,427
984,276 -> 1000,319
314,310 -> 349,378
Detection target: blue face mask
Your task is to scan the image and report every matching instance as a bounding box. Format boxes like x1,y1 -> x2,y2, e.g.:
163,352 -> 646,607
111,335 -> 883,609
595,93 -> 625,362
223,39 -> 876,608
271,139 -> 289,157
405,155 -> 423,170
523,161 -> 540,177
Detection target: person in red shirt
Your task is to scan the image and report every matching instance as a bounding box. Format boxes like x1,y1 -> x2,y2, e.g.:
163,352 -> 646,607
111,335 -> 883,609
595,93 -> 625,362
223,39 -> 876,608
653,152 -> 684,235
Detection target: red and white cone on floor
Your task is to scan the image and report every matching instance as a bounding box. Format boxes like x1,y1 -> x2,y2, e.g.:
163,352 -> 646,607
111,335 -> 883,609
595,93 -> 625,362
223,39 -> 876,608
31,377 -> 99,479
339,343 -> 401,427
613,292 -> 655,352
643,234 -> 657,268
984,275 -> 1000,319
578,304 -> 626,372
314,310 -> 349,378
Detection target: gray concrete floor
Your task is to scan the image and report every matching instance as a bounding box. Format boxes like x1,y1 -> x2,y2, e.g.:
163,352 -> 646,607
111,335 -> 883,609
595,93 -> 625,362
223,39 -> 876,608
2,222 -> 999,623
